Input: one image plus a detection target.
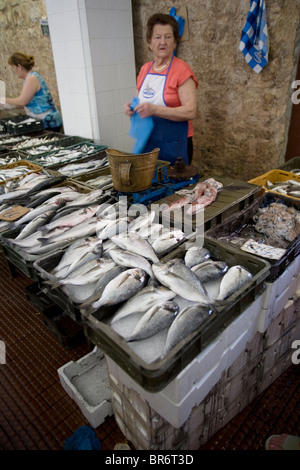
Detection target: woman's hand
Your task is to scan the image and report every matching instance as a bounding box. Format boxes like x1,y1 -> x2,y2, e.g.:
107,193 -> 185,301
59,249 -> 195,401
134,102 -> 156,118
124,102 -> 135,117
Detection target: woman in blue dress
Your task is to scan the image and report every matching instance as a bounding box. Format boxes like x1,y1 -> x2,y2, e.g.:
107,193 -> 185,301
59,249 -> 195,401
2,52 -> 63,132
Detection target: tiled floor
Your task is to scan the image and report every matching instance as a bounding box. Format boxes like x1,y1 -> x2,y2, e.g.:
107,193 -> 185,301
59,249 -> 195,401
0,250 -> 299,450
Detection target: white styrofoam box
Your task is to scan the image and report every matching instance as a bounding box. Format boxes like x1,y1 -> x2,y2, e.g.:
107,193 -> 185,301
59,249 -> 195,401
57,347 -> 113,428
257,255 -> 300,333
105,295 -> 263,429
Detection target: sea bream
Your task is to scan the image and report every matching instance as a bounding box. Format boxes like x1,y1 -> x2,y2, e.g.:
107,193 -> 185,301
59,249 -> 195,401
111,232 -> 159,263
82,268 -> 148,316
108,247 -> 153,278
184,246 -> 211,268
162,304 -> 215,356
110,285 -> 177,325
191,260 -> 228,283
152,259 -> 214,305
216,265 -> 252,300
125,301 -> 179,342
52,237 -> 103,278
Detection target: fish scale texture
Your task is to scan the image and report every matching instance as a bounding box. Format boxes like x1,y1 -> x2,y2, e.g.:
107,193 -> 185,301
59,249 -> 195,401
0,250 -> 299,450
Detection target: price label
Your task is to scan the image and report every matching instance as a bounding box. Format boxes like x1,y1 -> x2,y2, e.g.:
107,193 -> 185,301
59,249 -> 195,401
0,206 -> 30,221
241,239 -> 286,260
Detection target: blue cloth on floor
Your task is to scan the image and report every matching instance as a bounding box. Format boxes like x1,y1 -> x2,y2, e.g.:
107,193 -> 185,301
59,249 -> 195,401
239,0 -> 268,73
64,426 -> 101,450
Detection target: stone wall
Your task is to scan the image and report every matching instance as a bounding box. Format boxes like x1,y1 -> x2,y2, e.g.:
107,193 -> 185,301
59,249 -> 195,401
132,0 -> 300,180
0,0 -> 60,119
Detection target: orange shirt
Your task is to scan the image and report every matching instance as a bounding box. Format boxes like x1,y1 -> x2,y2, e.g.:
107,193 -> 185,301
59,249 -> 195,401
137,56 -> 198,137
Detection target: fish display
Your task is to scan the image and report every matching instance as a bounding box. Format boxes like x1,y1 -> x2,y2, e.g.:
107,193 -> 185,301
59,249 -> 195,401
0,165 -> 35,183
0,155 -> 24,166
57,157 -> 109,177
29,144 -> 101,167
265,178 -> 300,198
11,135 -> 61,150
163,178 -> 223,215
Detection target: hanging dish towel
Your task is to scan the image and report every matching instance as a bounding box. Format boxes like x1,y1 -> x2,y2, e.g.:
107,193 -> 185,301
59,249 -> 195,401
239,0 -> 268,73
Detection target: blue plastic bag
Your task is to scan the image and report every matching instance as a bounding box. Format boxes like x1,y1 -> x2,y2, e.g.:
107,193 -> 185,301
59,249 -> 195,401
129,97 -> 154,154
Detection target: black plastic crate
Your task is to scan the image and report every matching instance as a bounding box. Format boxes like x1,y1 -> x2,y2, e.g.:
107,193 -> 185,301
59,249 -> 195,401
5,115 -> 44,135
83,237 -> 270,392
25,282 -> 59,316
278,156 -> 300,173
0,151 -> 27,166
205,192 -> 300,281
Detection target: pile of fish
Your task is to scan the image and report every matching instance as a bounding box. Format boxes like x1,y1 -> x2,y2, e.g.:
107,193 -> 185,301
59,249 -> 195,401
0,154 -> 24,167
24,144 -> 66,156
57,157 -> 109,177
108,244 -> 252,360
0,135 -> 28,146
0,185 -> 114,256
30,144 -> 101,167
0,164 -> 36,184
34,216 -> 252,360
85,174 -> 113,190
6,117 -> 37,126
163,178 -> 223,215
265,177 -> 300,199
12,135 -> 61,150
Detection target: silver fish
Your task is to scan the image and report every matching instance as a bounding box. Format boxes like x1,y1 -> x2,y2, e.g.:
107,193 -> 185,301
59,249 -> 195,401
15,208 -> 57,240
53,237 -> 103,277
64,189 -> 104,207
10,203 -> 61,229
110,285 -> 176,325
77,265 -> 124,306
108,247 -> 153,278
127,209 -> 156,232
37,217 -> 98,246
191,260 -> 228,283
54,243 -> 103,279
184,246 -> 210,268
151,229 -> 185,254
137,223 -> 164,239
41,205 -> 100,234
111,232 -> 159,263
96,217 -> 129,240
152,259 -> 213,305
217,265 -> 252,300
125,301 -> 179,342
47,257 -> 116,288
84,268 -> 148,316
163,304 -> 215,356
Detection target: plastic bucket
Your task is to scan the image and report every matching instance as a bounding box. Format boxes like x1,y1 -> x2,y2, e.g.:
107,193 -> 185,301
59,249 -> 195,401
106,148 -> 160,192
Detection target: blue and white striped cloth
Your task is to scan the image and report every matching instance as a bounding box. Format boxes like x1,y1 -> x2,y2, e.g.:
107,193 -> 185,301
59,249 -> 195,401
239,0 -> 268,73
